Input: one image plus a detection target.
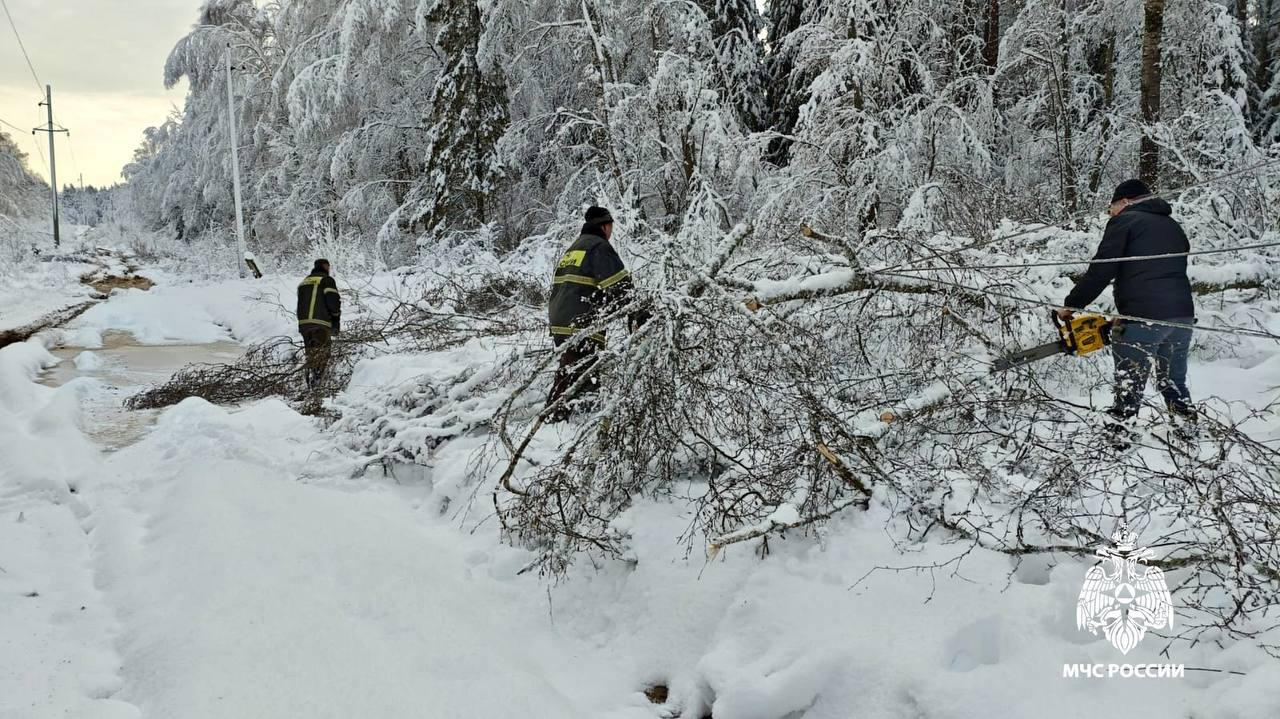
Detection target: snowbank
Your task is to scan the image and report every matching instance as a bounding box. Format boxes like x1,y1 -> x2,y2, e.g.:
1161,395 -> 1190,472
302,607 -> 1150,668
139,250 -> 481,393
0,257 -> 97,334
540,500 -> 1280,718
0,336 -> 135,719
70,275 -> 297,345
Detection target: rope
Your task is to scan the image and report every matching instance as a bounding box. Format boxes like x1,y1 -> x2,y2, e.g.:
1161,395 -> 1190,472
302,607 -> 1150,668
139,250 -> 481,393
871,158 -> 1280,276
869,270 -> 1280,342
886,239 -> 1280,273
1,0 -> 44,94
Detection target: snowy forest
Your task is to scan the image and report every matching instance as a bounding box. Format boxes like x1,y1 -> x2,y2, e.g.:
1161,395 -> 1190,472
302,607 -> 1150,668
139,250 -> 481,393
4,0 -> 1280,715
118,0 -> 1280,264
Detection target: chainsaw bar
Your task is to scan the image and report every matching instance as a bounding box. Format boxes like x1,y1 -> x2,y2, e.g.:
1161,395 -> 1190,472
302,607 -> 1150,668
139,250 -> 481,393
991,341 -> 1064,372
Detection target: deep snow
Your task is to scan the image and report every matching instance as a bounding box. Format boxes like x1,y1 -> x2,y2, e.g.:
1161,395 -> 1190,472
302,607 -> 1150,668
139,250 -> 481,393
2,271 -> 1280,718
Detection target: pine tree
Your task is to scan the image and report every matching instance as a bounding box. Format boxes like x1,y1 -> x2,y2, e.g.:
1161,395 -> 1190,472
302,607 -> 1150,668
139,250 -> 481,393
697,0 -> 768,131
1258,0 -> 1280,143
1230,0 -> 1259,126
762,0 -> 809,165
118,0 -> 1273,268
417,0 -> 510,238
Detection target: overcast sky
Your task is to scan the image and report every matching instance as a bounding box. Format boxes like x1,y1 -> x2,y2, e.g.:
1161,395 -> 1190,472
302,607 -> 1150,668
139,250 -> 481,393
1,0 -> 197,188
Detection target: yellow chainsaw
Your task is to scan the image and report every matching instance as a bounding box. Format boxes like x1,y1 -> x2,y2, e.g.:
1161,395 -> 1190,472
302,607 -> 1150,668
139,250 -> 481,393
992,312 -> 1114,372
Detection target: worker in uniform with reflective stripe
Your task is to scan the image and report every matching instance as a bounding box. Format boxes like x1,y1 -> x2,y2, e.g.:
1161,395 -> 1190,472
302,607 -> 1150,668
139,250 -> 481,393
545,206 -> 634,421
297,258 -> 342,389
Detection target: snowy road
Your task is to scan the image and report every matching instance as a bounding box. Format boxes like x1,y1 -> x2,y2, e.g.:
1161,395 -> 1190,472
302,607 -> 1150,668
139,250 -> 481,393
5,277 -> 1280,718
4,392 -> 648,718
0,279 -> 650,718
86,400 -> 643,718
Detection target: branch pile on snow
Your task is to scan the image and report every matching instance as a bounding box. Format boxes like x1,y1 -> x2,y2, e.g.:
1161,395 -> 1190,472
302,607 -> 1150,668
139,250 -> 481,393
406,212 -> 1280,655
328,346 -> 530,466
125,327 -> 377,411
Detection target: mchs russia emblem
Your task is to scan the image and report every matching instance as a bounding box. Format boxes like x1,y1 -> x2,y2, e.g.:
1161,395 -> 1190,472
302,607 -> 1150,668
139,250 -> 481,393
1076,524 -> 1174,654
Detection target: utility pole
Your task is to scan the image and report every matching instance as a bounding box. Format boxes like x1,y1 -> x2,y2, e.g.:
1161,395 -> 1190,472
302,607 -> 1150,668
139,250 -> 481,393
225,44 -> 248,278
33,85 -> 67,247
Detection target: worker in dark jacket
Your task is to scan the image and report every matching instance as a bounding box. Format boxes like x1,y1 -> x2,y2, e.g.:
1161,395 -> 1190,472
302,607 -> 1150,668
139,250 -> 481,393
545,206 -> 634,420
297,258 -> 341,389
1058,179 -> 1195,426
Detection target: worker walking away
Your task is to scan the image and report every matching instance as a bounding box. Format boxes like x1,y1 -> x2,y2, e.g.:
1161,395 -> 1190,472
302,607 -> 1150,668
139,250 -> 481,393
545,206 -> 635,422
297,258 -> 342,389
1058,179 -> 1195,444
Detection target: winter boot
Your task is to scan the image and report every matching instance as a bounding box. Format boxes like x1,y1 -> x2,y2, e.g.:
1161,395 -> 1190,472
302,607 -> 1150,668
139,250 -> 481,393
1102,408 -> 1136,451
1167,402 -> 1199,443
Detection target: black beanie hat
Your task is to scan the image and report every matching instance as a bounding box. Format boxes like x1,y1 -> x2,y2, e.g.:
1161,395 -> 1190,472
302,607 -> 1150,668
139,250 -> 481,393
1111,179 -> 1152,203
313,258 -> 331,272
584,206 -> 614,225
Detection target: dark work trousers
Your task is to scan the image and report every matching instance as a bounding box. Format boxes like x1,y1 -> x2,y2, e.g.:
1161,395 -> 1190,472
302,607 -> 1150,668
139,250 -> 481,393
1110,318 -> 1194,419
545,334 -> 602,421
300,325 -> 334,389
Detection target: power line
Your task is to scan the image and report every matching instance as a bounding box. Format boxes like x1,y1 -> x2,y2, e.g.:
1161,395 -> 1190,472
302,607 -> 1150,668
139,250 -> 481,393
0,0 -> 54,185
885,240 -> 1280,273
869,270 -> 1280,343
63,130 -> 82,189
0,113 -> 47,178
0,115 -> 26,133
28,105 -> 48,176
871,158 -> 1280,276
1,0 -> 44,94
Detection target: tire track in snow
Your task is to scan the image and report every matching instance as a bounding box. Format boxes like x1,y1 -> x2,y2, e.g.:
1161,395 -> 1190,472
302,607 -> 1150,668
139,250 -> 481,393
0,339 -> 143,718
81,398 -> 653,718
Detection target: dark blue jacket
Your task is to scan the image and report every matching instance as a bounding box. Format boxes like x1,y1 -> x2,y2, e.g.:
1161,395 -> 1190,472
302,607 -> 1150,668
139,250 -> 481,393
1064,198 -> 1194,320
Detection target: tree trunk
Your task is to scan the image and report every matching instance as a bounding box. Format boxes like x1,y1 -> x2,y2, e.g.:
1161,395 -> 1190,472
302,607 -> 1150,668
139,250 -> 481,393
1047,2 -> 1077,213
1138,0 -> 1166,187
983,0 -> 1000,72
1088,32 -> 1116,195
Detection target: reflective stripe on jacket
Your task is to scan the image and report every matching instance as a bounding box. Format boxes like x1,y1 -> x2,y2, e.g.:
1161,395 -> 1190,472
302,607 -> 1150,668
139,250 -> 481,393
297,272 -> 341,331
547,226 -> 632,342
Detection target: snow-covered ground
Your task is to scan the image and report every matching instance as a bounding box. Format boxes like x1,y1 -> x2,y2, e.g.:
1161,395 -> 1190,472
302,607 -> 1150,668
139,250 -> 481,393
3,267 -> 1280,718
0,252 -> 98,334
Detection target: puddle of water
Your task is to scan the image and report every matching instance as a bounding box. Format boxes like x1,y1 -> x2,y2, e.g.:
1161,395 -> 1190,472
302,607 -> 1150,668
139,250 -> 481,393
40,330 -> 243,450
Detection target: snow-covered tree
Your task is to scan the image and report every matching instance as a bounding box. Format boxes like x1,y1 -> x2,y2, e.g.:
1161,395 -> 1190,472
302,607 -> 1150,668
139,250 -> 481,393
1258,0 -> 1280,144
762,0 -> 810,165
698,0 -> 768,131
121,0 -> 1274,266
0,131 -> 45,221
411,0 -> 510,240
